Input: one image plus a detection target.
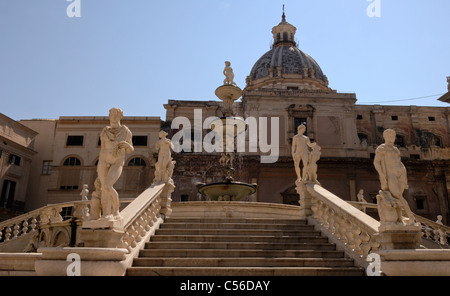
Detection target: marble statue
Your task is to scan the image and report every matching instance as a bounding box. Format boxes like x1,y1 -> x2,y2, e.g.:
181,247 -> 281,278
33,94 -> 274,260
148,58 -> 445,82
292,124 -> 314,183
447,76 -> 450,92
80,184 -> 89,201
304,142 -> 321,184
374,129 -> 416,225
153,130 -> 175,184
357,189 -> 365,203
96,107 -> 134,221
223,61 -> 236,86
79,184 -> 90,217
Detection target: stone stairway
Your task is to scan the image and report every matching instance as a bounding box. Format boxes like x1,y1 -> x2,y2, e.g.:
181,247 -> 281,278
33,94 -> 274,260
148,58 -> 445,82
126,217 -> 365,276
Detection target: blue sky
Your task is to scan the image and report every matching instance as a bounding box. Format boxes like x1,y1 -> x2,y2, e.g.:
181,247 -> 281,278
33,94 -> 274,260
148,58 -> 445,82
1,0 -> 449,121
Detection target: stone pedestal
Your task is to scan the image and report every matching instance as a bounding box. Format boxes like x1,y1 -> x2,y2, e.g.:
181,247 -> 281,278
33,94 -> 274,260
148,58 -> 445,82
375,223 -> 422,250
35,247 -> 128,276
296,181 -> 313,219
78,227 -> 124,248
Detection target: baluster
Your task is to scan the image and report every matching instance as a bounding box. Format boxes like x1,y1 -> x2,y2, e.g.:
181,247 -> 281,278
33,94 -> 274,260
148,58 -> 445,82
328,209 -> 336,234
0,227 -> 3,242
150,204 -> 158,223
30,217 -> 38,232
358,231 -> 372,257
155,197 -> 162,219
333,215 -> 344,240
22,220 -> 29,235
322,207 -> 330,229
13,224 -> 20,239
5,227 -> 12,241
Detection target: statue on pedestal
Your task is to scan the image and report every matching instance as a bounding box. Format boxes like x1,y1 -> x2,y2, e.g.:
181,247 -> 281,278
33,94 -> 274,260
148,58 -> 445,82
94,108 -> 134,222
153,130 -> 175,184
374,129 -> 416,226
223,61 -> 236,86
292,124 -> 314,184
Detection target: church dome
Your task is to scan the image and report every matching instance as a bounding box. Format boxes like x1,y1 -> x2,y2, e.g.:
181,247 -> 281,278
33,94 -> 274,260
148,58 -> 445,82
246,12 -> 330,91
249,46 -> 326,82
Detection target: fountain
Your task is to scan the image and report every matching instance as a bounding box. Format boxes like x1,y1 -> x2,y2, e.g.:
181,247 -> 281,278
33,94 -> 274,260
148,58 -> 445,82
197,61 -> 257,201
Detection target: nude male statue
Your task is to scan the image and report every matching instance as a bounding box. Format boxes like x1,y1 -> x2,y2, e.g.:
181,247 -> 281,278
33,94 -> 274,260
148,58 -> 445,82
292,124 -> 313,182
374,129 -> 415,223
223,61 -> 236,86
97,107 -> 134,220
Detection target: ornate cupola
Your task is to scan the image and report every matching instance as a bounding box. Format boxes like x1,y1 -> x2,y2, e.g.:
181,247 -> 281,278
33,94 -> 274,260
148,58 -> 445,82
245,9 -> 331,92
271,8 -> 297,48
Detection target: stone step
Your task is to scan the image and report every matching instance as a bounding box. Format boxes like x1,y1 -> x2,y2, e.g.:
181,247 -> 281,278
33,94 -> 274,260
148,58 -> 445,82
164,218 -> 307,225
150,234 -> 328,243
144,241 -> 336,250
138,249 -> 345,258
155,228 -> 320,236
126,266 -> 365,276
132,257 -> 356,268
160,222 -> 309,230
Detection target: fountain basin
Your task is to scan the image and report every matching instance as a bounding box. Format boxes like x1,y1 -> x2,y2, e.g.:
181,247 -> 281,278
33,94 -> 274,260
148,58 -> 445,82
198,181 -> 257,201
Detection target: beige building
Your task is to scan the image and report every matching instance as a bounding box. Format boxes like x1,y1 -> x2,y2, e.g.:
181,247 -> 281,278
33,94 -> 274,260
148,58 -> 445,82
20,116 -> 162,212
0,114 -> 37,217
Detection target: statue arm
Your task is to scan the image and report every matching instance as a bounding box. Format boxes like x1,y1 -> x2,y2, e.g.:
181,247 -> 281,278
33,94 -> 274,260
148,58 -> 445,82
373,150 -> 388,190
118,128 -> 134,154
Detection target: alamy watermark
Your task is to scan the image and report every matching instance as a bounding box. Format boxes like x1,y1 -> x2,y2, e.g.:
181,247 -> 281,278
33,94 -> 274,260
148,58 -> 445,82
66,253 -> 81,276
367,0 -> 381,18
366,252 -> 382,276
171,109 -> 280,164
66,0 -> 81,18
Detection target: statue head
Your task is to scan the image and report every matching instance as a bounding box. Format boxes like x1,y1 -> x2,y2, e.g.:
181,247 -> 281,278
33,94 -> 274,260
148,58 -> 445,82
297,124 -> 306,135
159,130 -> 168,139
383,129 -> 396,145
225,61 -> 231,67
109,107 -> 124,123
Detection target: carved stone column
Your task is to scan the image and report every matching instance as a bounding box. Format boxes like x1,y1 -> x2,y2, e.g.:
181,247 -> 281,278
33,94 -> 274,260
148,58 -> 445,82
296,181 -> 313,219
160,182 -> 175,218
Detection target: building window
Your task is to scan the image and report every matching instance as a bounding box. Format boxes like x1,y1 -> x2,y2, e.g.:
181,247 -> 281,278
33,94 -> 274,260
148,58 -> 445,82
42,161 -> 52,175
356,115 -> 363,120
294,118 -> 307,135
416,199 -> 424,210
63,157 -> 81,166
428,117 -> 436,122
0,180 -> 16,209
414,195 -> 427,212
391,116 -> 398,121
128,157 -> 146,167
60,157 -> 81,191
358,133 -> 369,145
181,195 -> 189,202
132,136 -> 148,147
66,135 -> 84,146
8,154 -> 21,166
410,154 -> 420,160
395,135 -> 406,147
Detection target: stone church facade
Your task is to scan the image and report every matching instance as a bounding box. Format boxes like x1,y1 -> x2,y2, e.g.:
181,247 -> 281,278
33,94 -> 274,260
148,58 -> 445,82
1,13 -> 449,225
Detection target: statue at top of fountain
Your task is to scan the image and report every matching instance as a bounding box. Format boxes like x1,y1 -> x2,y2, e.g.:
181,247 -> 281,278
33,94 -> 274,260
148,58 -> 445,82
223,61 -> 237,86
215,61 -> 242,117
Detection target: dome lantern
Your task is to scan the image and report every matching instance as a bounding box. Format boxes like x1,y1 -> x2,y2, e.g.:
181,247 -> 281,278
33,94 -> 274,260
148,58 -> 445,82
272,7 -> 297,48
